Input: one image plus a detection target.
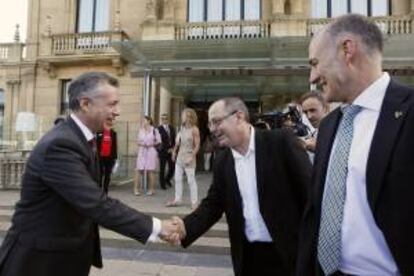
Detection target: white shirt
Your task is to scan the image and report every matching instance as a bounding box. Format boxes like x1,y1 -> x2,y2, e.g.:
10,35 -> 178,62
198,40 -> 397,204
231,127 -> 273,242
326,73 -> 399,275
70,114 -> 161,243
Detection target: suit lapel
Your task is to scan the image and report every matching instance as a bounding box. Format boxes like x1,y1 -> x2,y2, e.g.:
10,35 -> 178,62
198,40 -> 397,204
314,109 -> 342,209
224,148 -> 244,221
254,130 -> 266,212
366,80 -> 411,210
67,117 -> 101,185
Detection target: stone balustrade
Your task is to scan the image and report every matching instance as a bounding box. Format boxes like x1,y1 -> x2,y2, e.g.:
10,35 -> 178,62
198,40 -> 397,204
0,157 -> 27,189
175,16 -> 413,41
307,15 -> 413,36
51,31 -> 129,55
0,44 -> 11,60
0,43 -> 25,62
175,20 -> 271,40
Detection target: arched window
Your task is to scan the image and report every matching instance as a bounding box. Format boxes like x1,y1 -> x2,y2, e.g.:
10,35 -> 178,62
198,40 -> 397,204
311,0 -> 390,18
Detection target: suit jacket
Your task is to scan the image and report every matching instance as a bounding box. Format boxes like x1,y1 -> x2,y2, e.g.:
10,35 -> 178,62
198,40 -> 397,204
157,124 -> 175,156
0,117 -> 153,276
296,80 -> 414,276
181,128 -> 312,276
96,128 -> 117,161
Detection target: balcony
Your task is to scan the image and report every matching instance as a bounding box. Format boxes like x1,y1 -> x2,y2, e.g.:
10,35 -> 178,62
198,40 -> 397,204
38,31 -> 129,77
307,15 -> 413,36
51,31 -> 129,55
175,20 -> 271,40
174,16 -> 413,41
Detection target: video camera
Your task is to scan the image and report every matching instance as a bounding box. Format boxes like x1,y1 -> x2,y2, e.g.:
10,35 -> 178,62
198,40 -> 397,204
254,105 -> 310,137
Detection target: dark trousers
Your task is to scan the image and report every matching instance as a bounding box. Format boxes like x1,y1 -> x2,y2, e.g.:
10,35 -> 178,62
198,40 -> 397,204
100,158 -> 115,194
159,153 -> 174,189
242,240 -> 288,276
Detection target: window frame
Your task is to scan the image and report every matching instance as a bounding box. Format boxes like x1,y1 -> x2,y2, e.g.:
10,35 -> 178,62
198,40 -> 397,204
59,79 -> 72,115
313,0 -> 391,18
76,0 -> 109,33
187,0 -> 262,22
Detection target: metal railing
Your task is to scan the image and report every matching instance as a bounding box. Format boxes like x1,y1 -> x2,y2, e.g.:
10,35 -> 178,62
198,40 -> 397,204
175,20 -> 271,40
51,31 -> 129,55
307,15 -> 413,36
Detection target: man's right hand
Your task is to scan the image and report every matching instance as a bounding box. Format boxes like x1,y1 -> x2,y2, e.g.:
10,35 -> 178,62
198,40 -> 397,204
159,217 -> 186,245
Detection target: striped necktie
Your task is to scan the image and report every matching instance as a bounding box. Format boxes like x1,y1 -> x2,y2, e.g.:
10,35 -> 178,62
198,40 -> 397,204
317,104 -> 362,275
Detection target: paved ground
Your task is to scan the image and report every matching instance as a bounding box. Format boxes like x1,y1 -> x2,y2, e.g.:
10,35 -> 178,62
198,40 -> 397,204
0,172 -> 234,276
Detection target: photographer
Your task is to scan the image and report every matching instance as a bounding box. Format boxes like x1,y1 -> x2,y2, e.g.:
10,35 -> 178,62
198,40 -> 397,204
299,92 -> 329,152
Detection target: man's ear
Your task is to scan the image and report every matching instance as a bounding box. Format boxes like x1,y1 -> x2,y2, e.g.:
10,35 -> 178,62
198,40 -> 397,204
79,97 -> 90,112
341,38 -> 357,64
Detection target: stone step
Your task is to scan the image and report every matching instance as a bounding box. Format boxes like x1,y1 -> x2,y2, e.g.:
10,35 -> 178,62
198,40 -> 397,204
88,259 -> 233,276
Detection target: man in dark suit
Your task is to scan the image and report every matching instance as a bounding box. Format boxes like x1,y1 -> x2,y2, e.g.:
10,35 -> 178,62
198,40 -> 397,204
0,72 -> 179,276
96,126 -> 117,193
297,14 -> 414,276
168,97 -> 312,276
157,113 -> 175,189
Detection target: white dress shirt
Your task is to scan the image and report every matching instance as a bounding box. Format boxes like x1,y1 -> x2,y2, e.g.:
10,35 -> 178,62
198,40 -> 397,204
231,127 -> 273,242
324,73 -> 399,275
70,114 -> 161,243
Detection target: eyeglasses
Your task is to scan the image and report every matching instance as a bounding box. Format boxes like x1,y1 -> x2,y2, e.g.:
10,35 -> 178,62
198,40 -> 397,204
208,110 -> 237,128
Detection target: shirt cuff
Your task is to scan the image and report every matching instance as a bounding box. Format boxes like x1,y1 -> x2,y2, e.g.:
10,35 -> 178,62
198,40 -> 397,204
147,217 -> 161,243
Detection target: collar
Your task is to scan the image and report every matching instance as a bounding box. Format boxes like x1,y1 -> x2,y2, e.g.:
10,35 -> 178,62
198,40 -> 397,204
231,126 -> 255,159
352,72 -> 390,112
70,113 -> 95,142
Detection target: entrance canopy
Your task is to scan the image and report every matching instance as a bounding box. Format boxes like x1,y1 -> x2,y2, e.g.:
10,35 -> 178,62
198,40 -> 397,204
112,35 -> 414,101
112,37 -> 311,72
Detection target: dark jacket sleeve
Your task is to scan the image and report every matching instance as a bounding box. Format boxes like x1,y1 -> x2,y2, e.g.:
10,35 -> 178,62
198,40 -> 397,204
40,138 -> 152,243
280,129 -> 312,214
181,152 -> 226,247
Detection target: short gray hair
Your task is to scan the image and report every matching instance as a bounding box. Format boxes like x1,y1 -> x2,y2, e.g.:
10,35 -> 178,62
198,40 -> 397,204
68,72 -> 119,111
217,97 -> 250,123
327,14 -> 383,54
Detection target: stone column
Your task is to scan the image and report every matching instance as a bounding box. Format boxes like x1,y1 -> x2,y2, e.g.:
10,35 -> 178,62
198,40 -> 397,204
272,0 -> 285,15
171,97 -> 184,128
163,0 -> 175,21
150,78 -> 159,122
392,0 -> 410,15
159,83 -> 172,121
143,70 -> 152,116
292,0 -> 304,15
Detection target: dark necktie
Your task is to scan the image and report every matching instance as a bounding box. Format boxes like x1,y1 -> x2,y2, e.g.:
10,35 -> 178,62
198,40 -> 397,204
89,137 -> 101,186
89,137 -> 97,155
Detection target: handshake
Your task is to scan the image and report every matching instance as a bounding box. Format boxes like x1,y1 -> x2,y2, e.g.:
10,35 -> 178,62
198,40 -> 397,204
159,216 -> 186,245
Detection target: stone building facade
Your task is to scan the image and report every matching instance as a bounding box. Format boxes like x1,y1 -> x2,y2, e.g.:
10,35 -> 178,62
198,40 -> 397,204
0,0 -> 413,159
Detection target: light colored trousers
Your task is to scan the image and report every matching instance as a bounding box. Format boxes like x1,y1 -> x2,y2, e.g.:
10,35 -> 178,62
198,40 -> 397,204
174,164 -> 198,205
